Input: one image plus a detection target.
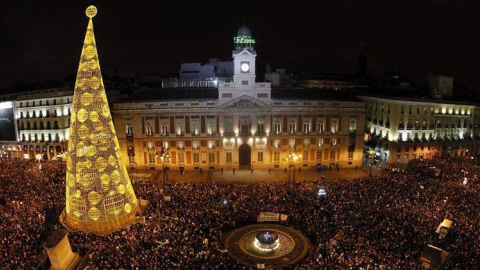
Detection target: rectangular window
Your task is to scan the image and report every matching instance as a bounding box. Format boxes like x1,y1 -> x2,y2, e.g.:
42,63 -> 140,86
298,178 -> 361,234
206,119 -> 216,135
146,124 -> 153,136
191,120 -> 200,135
178,153 -> 184,164
160,123 -> 169,136
177,141 -> 184,149
126,124 -> 133,135
317,150 -> 322,160
208,140 -> 215,149
192,141 -> 200,149
175,120 -> 185,135
349,119 -> 356,132
317,120 -> 324,133
289,139 -> 296,148
289,122 -> 296,133
348,151 -> 354,159
193,153 -> 200,163
226,152 -> 232,163
274,122 -> 282,134
274,151 -> 280,162
303,122 -> 310,133
224,117 -> 233,134
149,153 -> 155,164
303,150 -> 308,162
258,152 -> 263,162
208,152 -> 215,163
330,149 -> 336,161
303,139 -> 310,147
331,120 -> 338,133
257,121 -> 264,133
318,139 -> 324,147
242,80 -> 248,85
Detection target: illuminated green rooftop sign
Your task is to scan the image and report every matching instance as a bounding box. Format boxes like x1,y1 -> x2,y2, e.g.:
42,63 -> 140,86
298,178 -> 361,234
234,36 -> 256,44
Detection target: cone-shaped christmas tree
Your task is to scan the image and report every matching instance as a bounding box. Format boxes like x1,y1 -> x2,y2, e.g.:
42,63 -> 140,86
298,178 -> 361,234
62,6 -> 140,235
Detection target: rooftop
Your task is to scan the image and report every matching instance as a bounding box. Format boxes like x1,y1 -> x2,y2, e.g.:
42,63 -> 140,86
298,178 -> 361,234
117,88 -> 362,103
359,95 -> 480,106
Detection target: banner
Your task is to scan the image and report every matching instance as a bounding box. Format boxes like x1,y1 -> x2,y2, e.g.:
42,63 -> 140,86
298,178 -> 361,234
257,212 -> 280,222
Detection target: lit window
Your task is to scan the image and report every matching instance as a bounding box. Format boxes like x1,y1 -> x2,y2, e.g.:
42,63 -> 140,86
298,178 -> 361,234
304,139 -> 310,147
126,124 -> 133,135
208,152 -> 215,163
303,121 -> 311,133
274,151 -> 280,162
208,140 -> 215,149
191,120 -> 199,135
274,122 -> 282,134
349,119 -> 356,132
206,119 -> 216,135
289,122 -> 296,134
317,120 -> 324,133
192,141 -> 200,149
146,124 -> 153,136
177,141 -> 184,149
318,139 -> 324,147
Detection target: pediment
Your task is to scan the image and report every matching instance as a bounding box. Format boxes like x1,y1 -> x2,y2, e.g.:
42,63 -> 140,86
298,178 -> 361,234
238,49 -> 253,56
219,95 -> 270,109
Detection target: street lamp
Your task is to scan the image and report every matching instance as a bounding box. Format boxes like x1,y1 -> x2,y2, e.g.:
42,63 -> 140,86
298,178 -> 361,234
287,152 -> 302,185
158,151 -> 170,192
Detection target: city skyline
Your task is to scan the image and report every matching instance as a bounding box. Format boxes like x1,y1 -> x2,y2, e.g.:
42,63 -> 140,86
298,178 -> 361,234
1,0 -> 478,90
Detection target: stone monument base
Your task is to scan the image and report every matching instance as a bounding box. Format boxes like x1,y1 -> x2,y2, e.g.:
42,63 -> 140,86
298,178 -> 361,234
43,230 -> 80,270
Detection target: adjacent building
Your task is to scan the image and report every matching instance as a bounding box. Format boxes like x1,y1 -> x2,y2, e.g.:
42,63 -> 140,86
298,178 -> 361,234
16,89 -> 72,160
360,95 -> 480,165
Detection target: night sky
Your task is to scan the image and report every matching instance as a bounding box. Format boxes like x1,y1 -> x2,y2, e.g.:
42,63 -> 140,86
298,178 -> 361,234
1,0 -> 478,90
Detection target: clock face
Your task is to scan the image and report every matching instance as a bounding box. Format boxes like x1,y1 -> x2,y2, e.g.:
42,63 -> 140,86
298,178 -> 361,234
241,62 -> 250,72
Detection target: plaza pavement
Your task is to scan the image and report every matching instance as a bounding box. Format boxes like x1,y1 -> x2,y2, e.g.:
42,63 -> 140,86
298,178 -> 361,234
129,165 -> 387,185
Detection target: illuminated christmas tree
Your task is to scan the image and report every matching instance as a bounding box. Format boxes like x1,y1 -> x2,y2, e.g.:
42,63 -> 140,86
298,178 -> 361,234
62,6 -> 140,235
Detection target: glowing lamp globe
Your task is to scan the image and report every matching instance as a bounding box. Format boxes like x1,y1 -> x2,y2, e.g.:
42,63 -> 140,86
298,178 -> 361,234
86,6 -> 97,18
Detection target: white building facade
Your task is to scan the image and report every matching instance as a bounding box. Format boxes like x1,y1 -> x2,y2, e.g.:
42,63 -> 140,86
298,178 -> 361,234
113,27 -> 366,171
360,96 -> 480,165
15,89 -> 73,159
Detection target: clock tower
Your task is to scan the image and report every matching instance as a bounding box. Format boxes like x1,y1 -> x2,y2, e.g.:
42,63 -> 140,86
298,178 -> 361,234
219,25 -> 271,103
233,26 -> 256,87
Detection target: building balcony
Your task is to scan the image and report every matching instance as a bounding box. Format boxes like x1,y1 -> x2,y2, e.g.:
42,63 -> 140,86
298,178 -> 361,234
222,132 -> 235,137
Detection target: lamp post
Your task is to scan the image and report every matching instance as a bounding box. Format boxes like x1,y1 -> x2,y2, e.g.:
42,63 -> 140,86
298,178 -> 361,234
160,151 -> 170,192
287,152 -> 302,185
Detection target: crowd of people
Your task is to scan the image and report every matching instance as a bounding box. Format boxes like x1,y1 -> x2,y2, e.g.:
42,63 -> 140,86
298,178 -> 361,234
1,156 -> 480,269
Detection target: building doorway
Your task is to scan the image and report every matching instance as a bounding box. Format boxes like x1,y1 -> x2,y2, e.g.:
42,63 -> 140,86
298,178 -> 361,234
239,144 -> 251,170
